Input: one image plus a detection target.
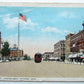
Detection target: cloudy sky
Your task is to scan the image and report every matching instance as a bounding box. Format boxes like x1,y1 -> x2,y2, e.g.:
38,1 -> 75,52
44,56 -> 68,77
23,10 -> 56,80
0,7 -> 84,57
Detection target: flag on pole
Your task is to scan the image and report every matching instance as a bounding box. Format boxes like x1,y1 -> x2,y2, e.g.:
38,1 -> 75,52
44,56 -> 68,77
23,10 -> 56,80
19,13 -> 27,22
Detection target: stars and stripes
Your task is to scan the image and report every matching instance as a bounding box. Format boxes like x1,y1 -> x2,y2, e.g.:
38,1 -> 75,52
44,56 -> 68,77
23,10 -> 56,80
19,13 -> 27,22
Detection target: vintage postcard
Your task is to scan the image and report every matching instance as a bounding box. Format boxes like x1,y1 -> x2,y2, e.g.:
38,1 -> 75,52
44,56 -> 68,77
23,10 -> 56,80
0,2 -> 84,81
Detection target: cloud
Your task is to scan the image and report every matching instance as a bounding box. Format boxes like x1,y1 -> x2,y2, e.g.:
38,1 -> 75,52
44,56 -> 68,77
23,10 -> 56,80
61,11 -> 68,18
5,14 -> 11,17
3,14 -> 38,30
3,15 -> 18,29
20,37 -> 54,57
27,18 -> 38,26
41,26 -> 62,34
64,30 -> 70,33
3,35 -> 54,57
41,26 -> 72,36
59,11 -> 76,18
20,18 -> 38,30
3,33 -> 18,47
22,9 -> 33,13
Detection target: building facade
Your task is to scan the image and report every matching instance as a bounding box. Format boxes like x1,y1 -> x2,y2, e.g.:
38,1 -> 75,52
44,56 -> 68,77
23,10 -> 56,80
70,30 -> 84,53
42,52 -> 54,61
54,40 -> 65,59
65,33 -> 74,55
0,32 -> 1,52
0,32 -> 1,60
10,47 -> 23,59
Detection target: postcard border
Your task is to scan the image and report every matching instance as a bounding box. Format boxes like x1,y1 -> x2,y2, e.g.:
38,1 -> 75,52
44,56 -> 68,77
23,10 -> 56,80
0,2 -> 84,82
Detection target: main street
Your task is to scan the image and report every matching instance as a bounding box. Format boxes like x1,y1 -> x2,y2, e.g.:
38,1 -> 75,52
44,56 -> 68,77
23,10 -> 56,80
0,60 -> 84,78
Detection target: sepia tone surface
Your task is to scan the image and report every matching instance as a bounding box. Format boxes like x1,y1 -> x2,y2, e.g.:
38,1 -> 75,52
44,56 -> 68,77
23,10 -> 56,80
0,60 -> 84,77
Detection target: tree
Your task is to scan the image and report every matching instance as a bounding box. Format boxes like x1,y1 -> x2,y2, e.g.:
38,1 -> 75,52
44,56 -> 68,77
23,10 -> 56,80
23,54 -> 31,60
27,56 -> 31,60
24,54 -> 27,60
1,41 -> 10,61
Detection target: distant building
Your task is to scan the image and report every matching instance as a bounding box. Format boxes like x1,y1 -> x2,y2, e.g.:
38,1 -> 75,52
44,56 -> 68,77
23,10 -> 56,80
42,52 -> 54,61
10,47 -> 23,59
54,40 -> 65,59
0,32 -> 1,60
0,32 -> 1,52
70,30 -> 84,53
65,33 -> 74,55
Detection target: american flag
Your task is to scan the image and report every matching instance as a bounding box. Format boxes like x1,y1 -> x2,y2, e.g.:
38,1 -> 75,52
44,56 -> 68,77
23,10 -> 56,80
19,13 -> 27,22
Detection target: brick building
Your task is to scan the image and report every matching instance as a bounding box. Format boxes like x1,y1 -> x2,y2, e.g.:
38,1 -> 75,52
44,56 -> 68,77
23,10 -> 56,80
54,40 -> 65,59
65,33 -> 74,55
70,30 -> 84,53
0,32 -> 1,52
0,32 -> 1,60
10,47 -> 23,59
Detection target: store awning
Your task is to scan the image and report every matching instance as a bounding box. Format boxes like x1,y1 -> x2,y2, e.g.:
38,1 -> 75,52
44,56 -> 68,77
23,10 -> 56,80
81,57 -> 84,59
72,54 -> 78,58
49,57 -> 59,60
79,54 -> 84,59
68,54 -> 73,58
68,54 -> 78,58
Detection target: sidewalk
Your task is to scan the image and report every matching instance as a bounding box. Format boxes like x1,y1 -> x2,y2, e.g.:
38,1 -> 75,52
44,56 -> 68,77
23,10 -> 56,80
64,60 -> 84,65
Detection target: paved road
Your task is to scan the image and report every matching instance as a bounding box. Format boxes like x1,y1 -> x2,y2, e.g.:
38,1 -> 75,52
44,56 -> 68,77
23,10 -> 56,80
0,60 -> 84,78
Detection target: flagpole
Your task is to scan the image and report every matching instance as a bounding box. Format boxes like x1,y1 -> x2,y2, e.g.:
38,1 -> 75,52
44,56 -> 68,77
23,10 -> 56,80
18,13 -> 27,60
18,14 -> 20,60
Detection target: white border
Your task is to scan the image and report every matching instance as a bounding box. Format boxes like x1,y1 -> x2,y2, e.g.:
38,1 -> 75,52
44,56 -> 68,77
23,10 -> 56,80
0,77 -> 84,81
0,2 -> 84,7
0,2 -> 84,82
0,0 -> 84,3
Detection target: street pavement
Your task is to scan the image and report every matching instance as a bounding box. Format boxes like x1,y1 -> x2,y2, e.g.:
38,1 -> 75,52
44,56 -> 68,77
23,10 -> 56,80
0,60 -> 84,78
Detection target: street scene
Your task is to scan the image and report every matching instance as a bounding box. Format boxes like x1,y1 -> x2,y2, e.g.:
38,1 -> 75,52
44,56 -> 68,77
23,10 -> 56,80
0,5 -> 84,78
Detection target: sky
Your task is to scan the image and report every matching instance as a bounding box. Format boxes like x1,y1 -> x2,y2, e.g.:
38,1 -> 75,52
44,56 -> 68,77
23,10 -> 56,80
0,7 -> 84,57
